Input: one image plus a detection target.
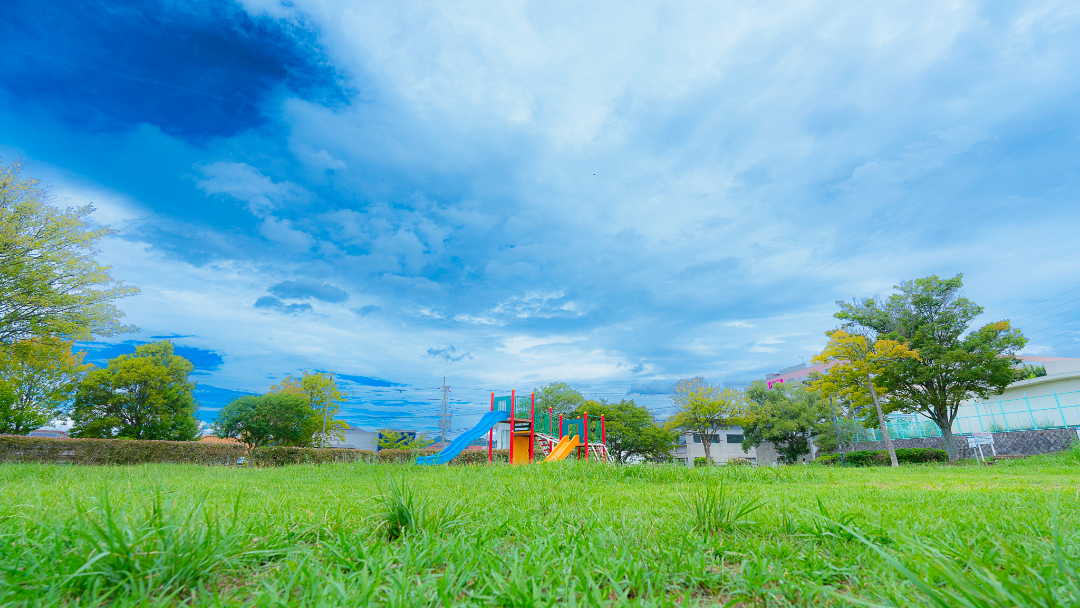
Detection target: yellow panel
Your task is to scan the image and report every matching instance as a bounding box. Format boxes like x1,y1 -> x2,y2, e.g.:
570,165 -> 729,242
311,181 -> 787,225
512,435 -> 531,464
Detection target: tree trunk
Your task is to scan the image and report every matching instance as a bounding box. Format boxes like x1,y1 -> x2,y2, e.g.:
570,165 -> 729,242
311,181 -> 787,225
937,419 -> 959,463
701,434 -> 712,465
866,376 -> 899,467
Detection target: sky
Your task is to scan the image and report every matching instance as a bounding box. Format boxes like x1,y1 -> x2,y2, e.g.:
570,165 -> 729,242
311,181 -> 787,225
3,0 -> 1080,435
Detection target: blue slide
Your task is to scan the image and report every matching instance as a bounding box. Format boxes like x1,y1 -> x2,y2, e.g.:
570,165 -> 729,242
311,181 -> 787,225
416,410 -> 509,465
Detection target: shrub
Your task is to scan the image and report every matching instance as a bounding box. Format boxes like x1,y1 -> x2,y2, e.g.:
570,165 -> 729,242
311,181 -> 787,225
727,457 -> 752,466
694,456 -> 709,467
815,448 -> 948,466
893,448 -> 948,463
0,436 -> 246,465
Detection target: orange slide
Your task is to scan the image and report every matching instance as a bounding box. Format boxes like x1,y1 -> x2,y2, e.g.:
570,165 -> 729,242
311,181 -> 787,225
544,435 -> 582,462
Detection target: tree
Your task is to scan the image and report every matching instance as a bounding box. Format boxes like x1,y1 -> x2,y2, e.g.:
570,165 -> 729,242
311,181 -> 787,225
810,330 -> 919,467
0,338 -> 87,434
377,430 -> 434,450
569,399 -> 676,463
269,371 -> 348,447
665,378 -> 748,465
214,393 -> 318,450
0,162 -> 137,344
70,341 -> 199,440
832,275 -> 1027,462
742,380 -> 830,463
534,382 -> 585,416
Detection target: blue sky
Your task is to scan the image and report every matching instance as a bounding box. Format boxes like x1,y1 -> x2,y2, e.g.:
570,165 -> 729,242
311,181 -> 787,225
3,0 -> 1080,434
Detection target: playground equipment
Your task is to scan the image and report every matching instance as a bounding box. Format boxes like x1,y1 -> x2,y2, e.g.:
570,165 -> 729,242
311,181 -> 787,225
544,435 -> 581,462
415,409 -> 507,465
416,390 -> 613,465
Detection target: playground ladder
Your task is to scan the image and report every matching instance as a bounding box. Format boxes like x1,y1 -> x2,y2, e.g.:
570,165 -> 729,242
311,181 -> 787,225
533,432 -> 613,463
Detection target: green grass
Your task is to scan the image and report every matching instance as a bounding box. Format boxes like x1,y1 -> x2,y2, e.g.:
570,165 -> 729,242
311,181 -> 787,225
1,447 -> 1078,607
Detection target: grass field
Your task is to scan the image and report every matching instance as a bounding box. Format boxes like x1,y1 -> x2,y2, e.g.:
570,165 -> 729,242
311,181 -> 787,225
1,449 -> 1078,607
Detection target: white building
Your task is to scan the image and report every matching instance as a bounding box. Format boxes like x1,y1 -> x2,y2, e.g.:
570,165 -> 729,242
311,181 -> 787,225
673,427 -> 778,466
326,423 -> 380,450
955,356 -> 1080,433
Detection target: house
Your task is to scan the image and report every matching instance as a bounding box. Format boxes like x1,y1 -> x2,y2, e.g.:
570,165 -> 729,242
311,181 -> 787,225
199,435 -> 241,444
28,428 -> 70,439
326,423 -> 381,450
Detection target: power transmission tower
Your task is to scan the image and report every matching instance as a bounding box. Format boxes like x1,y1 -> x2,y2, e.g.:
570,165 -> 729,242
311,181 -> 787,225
438,377 -> 452,444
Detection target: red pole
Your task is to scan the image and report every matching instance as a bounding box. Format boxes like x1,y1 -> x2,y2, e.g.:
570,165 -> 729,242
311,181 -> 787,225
510,389 -> 515,465
584,411 -> 589,462
530,392 -> 535,462
559,414 -> 563,439
489,392 -> 494,464
601,414 -> 606,462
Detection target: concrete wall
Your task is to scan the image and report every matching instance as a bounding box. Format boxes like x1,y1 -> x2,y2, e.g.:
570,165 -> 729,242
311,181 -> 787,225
846,427 -> 1079,458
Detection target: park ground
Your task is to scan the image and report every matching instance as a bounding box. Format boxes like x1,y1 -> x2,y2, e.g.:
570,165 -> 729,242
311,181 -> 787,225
1,451 -> 1078,607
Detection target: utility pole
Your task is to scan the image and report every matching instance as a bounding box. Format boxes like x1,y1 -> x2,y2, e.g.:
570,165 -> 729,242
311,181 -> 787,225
438,377 -> 451,445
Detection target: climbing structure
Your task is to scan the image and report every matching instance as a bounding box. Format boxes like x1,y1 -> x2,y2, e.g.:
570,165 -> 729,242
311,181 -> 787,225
416,390 -> 613,465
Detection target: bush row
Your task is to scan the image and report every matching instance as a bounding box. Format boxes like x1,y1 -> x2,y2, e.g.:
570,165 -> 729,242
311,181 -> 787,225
815,448 -> 948,466
0,436 -> 511,466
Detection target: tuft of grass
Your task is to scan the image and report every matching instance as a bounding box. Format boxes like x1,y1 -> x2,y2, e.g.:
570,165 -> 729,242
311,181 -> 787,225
682,482 -> 763,536
379,476 -> 426,541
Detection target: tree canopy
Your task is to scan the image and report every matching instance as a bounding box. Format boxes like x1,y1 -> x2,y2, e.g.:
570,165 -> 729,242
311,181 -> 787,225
70,341 -> 199,441
214,393 -> 318,450
665,377 -> 748,465
0,162 -> 137,344
269,371 -> 348,447
831,274 -> 1027,461
533,382 -> 585,416
377,430 -> 434,450
569,399 -> 675,463
0,338 -> 87,435
742,380 -> 830,464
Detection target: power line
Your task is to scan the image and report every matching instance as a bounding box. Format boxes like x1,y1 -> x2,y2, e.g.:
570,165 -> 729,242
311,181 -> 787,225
970,246 -> 1080,299
1012,295 -> 1080,324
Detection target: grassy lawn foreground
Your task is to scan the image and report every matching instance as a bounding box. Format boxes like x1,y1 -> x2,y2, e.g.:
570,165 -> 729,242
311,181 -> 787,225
1,450 -> 1078,607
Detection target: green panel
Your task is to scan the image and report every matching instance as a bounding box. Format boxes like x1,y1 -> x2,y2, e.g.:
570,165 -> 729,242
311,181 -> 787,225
494,396 -> 512,413
562,419 -> 587,440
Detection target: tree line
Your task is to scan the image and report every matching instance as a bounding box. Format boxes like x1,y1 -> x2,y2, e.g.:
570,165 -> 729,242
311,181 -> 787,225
656,274 -> 1029,465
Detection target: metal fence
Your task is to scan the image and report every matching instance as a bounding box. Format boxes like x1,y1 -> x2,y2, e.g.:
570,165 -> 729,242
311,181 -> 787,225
853,388 -> 1080,441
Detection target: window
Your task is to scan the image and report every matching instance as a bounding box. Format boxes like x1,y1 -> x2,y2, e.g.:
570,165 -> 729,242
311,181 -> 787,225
692,434 -> 700,443
727,434 -> 744,444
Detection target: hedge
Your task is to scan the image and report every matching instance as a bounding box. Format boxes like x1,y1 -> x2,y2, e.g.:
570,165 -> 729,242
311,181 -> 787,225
814,448 -> 948,466
0,436 -> 513,467
0,436 -> 247,465
250,447 -> 375,466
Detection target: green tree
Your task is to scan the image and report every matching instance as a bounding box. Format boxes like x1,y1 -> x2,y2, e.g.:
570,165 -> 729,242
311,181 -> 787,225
569,399 -> 676,463
269,371 -> 348,447
213,393 -> 318,450
832,275 -> 1027,462
0,338 -> 87,434
533,382 -> 585,416
70,341 -> 199,440
664,378 -> 748,465
0,162 -> 137,344
742,380 -> 830,463
377,430 -> 434,450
